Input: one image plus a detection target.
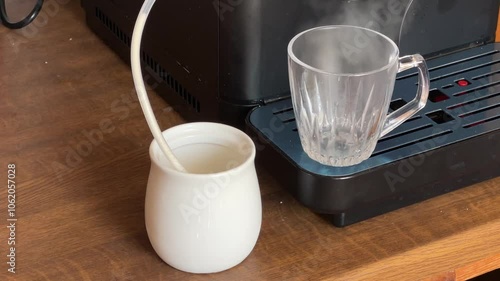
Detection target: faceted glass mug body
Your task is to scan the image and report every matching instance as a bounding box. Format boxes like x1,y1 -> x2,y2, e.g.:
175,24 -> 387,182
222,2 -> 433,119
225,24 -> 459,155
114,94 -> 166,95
145,122 -> 262,274
288,25 -> 429,167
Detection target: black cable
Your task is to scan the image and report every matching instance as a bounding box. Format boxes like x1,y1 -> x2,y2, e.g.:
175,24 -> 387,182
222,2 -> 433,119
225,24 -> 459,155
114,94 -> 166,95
0,0 -> 44,29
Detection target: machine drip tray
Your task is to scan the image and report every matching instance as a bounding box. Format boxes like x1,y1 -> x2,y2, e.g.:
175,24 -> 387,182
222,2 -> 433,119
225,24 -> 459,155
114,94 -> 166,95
247,43 -> 500,227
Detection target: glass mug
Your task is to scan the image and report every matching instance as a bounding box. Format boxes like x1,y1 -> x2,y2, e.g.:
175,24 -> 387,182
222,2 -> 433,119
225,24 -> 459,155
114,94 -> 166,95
288,25 -> 430,167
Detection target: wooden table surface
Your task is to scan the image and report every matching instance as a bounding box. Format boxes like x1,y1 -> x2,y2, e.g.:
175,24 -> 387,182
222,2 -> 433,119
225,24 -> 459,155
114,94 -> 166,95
1,2 -> 499,280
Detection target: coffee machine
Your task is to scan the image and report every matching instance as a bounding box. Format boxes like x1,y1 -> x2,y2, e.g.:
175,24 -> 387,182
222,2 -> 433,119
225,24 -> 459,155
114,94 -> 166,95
82,0 -> 500,226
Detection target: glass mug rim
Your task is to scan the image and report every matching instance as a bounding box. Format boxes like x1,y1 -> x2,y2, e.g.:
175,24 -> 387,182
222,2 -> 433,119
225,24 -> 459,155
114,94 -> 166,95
149,122 -> 256,178
288,25 -> 400,77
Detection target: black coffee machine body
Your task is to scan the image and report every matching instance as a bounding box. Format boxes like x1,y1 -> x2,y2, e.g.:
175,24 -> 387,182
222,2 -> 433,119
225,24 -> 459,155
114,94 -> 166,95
82,0 -> 500,226
81,0 -> 498,126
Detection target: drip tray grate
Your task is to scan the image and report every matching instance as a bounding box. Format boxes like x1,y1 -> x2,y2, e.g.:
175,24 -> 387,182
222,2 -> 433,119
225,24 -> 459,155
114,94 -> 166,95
247,43 -> 500,227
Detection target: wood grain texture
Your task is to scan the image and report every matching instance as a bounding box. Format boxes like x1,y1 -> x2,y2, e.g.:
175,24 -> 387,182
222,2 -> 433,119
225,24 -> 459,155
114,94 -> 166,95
455,254 -> 500,281
0,2 -> 499,281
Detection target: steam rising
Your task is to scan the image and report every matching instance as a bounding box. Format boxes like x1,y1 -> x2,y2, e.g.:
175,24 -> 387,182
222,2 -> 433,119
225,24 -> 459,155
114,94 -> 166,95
291,0 -> 419,74
303,0 -> 415,44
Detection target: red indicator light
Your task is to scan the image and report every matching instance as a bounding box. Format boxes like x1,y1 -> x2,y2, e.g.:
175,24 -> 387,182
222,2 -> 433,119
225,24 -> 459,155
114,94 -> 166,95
457,79 -> 470,87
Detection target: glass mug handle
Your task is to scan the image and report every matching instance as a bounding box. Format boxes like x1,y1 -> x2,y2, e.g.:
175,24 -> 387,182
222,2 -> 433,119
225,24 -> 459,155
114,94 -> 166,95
380,54 -> 430,137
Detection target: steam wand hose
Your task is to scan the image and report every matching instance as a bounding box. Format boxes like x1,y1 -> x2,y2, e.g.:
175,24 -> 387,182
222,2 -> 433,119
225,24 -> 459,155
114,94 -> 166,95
398,0 -> 416,47
131,0 -> 187,173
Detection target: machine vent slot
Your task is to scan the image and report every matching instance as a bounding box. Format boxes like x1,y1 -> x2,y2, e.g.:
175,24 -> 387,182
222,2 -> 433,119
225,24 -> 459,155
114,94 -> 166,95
463,115 -> 500,128
389,99 -> 407,111
427,110 -> 455,124
272,107 -> 294,115
429,89 -> 450,102
397,50 -> 500,80
458,103 -> 500,118
94,7 -> 201,113
406,115 -> 423,122
448,92 -> 500,110
371,130 -> 453,157
472,70 -> 500,80
453,81 -> 500,96
429,60 -> 500,82
95,8 -> 131,47
378,124 -> 433,143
